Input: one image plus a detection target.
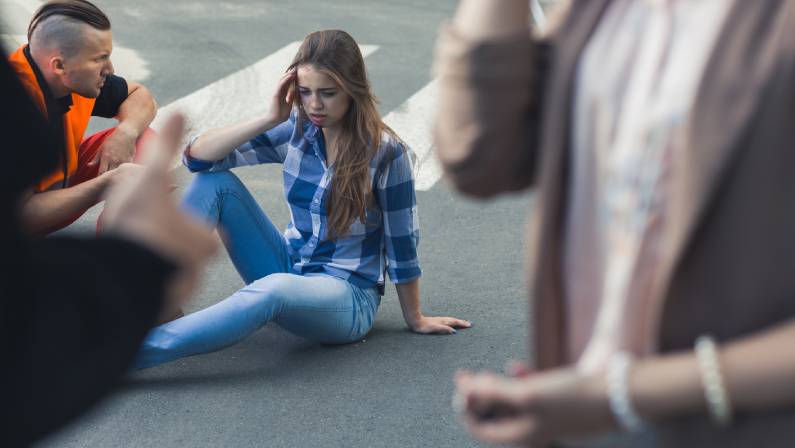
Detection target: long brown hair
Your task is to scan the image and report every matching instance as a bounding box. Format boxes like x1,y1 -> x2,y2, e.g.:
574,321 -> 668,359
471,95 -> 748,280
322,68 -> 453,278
289,30 -> 397,240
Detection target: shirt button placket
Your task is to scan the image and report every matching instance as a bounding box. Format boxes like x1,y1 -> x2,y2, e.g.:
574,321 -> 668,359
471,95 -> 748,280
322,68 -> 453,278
311,195 -> 322,249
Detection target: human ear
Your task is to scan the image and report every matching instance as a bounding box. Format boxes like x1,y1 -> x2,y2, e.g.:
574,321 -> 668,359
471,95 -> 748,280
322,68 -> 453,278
50,56 -> 65,75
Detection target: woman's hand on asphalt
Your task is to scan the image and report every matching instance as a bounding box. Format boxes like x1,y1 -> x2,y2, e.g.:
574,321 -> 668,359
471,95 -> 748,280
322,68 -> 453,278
410,315 -> 472,335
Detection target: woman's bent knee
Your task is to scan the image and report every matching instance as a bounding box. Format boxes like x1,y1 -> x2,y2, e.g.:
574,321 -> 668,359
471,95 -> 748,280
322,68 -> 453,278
240,273 -> 296,316
191,170 -> 242,191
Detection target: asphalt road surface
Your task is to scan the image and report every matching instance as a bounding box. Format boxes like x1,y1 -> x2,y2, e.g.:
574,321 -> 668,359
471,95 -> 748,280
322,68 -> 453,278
2,1 -> 542,447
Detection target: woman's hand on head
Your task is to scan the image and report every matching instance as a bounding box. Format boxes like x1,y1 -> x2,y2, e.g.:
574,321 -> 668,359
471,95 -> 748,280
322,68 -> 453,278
268,69 -> 297,124
409,315 -> 472,335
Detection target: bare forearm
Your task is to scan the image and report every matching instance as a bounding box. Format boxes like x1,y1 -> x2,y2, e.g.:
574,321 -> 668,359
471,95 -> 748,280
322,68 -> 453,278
20,174 -> 110,234
395,280 -> 422,327
452,0 -> 530,40
189,115 -> 282,162
631,320 -> 795,421
630,349 -> 704,421
116,83 -> 156,137
722,321 -> 795,410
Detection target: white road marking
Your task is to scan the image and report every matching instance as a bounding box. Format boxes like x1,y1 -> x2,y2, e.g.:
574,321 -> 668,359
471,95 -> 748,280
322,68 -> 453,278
8,0 -> 39,14
1,0 -> 36,52
109,46 -> 151,83
531,0 -> 547,27
155,43 -> 443,190
4,0 -> 150,82
382,79 -> 441,191
4,0 -> 445,190
153,42 -> 378,151
0,33 -> 26,51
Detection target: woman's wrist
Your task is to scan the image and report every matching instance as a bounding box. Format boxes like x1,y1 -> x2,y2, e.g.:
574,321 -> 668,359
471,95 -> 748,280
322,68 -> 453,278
395,280 -> 422,329
580,368 -> 619,433
404,311 -> 423,329
630,351 -> 706,422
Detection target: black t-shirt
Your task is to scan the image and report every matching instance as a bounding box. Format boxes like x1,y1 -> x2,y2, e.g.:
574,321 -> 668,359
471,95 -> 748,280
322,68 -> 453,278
91,74 -> 129,118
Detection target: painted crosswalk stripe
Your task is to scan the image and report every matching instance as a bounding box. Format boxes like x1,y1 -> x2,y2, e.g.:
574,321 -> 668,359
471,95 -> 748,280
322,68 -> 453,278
155,43 -> 443,191
7,0 -> 40,13
0,34 -> 26,51
382,79 -> 441,191
5,0 -> 445,191
152,42 -> 378,147
3,0 -> 151,80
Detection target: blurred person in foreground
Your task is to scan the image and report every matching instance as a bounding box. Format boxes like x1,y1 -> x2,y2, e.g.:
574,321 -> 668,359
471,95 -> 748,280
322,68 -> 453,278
8,0 -> 186,325
0,52 -> 216,446
435,1 -> 795,447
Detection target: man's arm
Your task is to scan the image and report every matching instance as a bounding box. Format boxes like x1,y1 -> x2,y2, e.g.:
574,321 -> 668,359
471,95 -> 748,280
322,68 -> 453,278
116,81 -> 157,136
90,81 -> 157,174
19,163 -> 140,235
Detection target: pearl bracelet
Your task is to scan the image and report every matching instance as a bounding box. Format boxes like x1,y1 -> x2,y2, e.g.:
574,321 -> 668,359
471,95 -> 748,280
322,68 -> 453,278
607,352 -> 647,433
694,335 -> 733,427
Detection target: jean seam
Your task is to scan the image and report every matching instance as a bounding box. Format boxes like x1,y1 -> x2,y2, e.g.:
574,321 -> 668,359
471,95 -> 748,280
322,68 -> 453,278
286,306 -> 354,313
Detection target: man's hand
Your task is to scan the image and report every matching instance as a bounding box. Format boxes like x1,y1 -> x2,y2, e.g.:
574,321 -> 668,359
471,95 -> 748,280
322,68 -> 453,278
88,124 -> 138,174
104,162 -> 143,185
102,113 -> 217,314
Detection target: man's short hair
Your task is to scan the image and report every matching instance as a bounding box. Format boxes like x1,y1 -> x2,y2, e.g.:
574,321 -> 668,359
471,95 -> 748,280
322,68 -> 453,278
27,0 -> 110,58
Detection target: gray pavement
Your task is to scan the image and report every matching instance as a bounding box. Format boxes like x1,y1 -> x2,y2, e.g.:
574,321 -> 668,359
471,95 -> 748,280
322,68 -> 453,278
4,1 -> 542,447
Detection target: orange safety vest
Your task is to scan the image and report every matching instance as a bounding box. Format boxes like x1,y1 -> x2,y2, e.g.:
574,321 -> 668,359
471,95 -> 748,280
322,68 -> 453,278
8,45 -> 96,192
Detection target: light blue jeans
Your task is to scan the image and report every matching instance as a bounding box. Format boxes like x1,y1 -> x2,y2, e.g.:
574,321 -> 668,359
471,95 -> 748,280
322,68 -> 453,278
134,171 -> 380,370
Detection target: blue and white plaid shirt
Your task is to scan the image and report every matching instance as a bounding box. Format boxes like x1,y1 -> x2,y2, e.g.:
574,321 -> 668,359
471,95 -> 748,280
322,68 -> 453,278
184,112 -> 421,293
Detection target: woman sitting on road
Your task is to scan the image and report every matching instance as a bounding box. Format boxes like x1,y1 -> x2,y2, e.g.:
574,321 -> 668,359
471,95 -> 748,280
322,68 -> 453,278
134,30 -> 471,370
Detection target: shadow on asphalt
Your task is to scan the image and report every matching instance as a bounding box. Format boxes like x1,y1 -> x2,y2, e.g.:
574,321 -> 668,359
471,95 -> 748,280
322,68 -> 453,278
122,324 -> 417,386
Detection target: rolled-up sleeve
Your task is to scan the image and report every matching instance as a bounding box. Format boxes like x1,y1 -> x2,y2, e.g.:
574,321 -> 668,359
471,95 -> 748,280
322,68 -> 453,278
183,116 -> 295,172
378,145 -> 421,284
433,24 -> 543,198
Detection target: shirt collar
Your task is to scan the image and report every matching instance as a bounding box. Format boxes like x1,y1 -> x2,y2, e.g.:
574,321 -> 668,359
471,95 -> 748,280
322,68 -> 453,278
23,45 -> 73,115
